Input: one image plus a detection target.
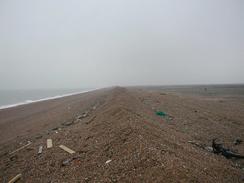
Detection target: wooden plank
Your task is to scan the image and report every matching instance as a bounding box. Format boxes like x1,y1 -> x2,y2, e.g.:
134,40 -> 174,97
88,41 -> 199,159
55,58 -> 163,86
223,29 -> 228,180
8,173 -> 22,183
47,139 -> 53,149
9,141 -> 31,155
59,145 -> 75,154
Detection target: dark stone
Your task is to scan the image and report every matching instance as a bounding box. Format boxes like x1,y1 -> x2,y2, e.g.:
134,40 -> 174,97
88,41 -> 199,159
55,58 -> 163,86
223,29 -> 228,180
234,138 -> 242,145
52,127 -> 59,131
62,121 -> 74,126
35,135 -> 43,139
10,155 -> 18,161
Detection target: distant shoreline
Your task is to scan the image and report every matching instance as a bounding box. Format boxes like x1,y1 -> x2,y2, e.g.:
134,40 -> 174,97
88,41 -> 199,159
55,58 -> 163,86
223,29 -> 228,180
0,88 -> 98,110
1,84 -> 244,110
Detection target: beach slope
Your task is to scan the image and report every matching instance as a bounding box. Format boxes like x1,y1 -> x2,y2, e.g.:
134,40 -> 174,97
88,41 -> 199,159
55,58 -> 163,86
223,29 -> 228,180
0,87 -> 243,182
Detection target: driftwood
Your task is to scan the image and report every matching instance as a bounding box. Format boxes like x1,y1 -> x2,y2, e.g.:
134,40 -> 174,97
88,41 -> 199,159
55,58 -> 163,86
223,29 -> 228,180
188,141 -> 205,149
212,139 -> 244,159
59,145 -> 75,154
188,141 -> 213,152
9,141 -> 31,155
47,139 -> 53,149
8,173 -> 22,183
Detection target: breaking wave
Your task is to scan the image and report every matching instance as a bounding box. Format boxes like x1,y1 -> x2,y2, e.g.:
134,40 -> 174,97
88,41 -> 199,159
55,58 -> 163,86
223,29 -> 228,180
0,89 -> 97,110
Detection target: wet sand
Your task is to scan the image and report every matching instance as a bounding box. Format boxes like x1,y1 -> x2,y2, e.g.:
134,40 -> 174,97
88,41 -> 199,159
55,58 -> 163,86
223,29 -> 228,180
0,86 -> 243,182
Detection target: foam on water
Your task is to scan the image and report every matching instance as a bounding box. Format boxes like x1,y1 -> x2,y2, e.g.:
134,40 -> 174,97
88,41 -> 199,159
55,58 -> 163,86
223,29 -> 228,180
0,89 -> 97,110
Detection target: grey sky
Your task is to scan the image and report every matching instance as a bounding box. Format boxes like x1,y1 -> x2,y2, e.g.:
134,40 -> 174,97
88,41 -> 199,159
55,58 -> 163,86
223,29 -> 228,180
0,0 -> 243,89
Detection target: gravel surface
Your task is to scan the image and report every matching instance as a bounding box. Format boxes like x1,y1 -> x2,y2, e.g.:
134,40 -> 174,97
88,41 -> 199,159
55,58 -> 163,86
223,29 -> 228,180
0,87 -> 243,182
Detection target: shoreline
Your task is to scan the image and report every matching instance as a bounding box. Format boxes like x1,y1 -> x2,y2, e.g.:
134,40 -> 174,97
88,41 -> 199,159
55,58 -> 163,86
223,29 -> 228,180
0,88 -> 98,110
0,87 -> 107,144
0,87 -> 243,182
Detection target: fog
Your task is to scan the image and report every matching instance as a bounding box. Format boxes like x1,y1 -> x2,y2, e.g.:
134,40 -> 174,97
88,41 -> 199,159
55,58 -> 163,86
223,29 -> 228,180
0,0 -> 243,89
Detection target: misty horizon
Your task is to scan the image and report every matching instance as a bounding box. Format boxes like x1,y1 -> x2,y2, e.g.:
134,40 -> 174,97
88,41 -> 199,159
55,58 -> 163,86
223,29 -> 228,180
1,83 -> 244,91
0,0 -> 243,90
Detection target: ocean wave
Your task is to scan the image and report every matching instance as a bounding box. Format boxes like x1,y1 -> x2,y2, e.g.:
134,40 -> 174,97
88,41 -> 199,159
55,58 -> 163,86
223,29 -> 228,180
0,89 -> 97,110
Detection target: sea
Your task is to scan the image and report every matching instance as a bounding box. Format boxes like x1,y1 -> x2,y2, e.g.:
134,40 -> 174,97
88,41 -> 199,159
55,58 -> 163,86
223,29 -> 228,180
0,88 -> 94,110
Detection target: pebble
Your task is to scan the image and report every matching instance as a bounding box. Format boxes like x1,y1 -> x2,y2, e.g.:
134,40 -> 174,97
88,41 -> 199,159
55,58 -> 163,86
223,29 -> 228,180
38,146 -> 43,154
35,135 -> 43,139
105,160 -> 112,164
62,158 -> 73,166
205,146 -> 213,152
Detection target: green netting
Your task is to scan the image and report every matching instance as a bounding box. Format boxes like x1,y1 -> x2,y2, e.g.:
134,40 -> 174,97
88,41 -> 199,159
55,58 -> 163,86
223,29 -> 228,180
155,111 -> 167,117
